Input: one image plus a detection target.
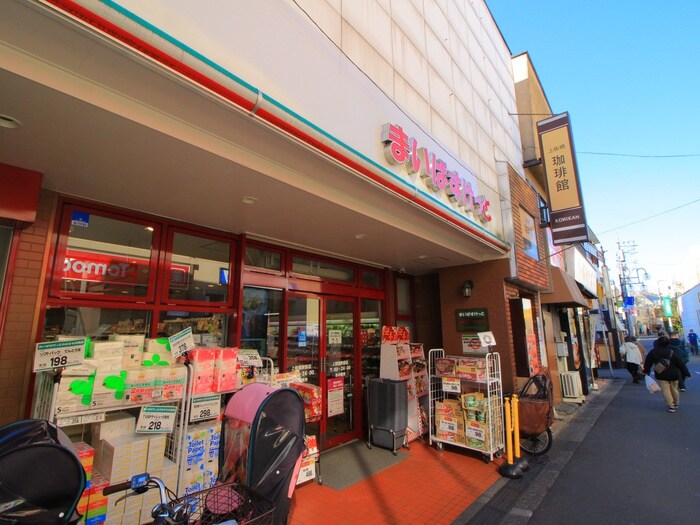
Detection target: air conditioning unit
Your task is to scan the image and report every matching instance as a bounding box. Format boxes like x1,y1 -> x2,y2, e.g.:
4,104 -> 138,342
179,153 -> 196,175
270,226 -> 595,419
560,371 -> 584,402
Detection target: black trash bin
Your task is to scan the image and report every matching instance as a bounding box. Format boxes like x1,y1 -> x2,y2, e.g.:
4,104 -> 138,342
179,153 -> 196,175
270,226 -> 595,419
366,378 -> 407,454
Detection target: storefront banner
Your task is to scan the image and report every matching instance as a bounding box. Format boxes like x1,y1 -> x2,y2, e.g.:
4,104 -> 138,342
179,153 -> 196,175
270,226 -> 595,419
537,113 -> 590,245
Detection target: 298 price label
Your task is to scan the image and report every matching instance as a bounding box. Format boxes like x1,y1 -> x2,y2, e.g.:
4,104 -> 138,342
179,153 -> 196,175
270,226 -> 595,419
190,394 -> 220,423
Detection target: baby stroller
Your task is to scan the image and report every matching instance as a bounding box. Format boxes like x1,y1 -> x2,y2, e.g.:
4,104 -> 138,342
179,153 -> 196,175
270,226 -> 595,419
218,383 -> 306,525
0,419 -> 86,524
517,371 -> 554,456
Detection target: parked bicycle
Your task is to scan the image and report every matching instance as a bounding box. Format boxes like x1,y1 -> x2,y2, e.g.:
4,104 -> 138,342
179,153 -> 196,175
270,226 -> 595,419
517,371 -> 554,456
103,473 -> 274,525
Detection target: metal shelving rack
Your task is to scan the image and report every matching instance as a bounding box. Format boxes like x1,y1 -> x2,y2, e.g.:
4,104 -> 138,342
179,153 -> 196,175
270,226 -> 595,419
427,349 -> 504,462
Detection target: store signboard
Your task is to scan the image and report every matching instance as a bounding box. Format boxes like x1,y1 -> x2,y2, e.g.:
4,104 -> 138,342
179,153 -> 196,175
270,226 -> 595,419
382,123 -> 492,225
538,112 -> 590,245
455,308 -> 489,332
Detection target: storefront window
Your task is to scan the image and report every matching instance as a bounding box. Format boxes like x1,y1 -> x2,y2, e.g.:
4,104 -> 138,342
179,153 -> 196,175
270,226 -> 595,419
157,311 -> 230,347
360,299 -> 381,380
286,295 -> 320,384
292,256 -> 354,283
241,287 -> 282,365
55,207 -> 158,299
396,277 -> 412,316
42,306 -> 152,341
245,246 -> 282,272
167,231 -> 231,304
361,270 -> 382,288
520,208 -> 539,260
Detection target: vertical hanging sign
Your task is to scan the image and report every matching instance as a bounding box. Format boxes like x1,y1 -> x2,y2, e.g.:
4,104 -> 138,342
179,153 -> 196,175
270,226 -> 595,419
537,112 -> 589,245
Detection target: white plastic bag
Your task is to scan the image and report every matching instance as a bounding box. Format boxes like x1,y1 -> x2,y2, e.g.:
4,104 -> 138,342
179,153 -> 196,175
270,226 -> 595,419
645,374 -> 660,394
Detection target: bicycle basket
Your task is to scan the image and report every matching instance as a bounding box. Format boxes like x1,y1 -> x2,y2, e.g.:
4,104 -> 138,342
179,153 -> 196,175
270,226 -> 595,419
178,482 -> 275,525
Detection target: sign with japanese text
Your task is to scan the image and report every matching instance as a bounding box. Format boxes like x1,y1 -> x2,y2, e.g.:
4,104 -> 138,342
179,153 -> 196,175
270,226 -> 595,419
34,338 -> 86,372
455,308 -> 489,332
327,377 -> 345,417
381,122 -> 492,224
537,113 -> 589,245
136,405 -> 177,433
190,394 -> 221,422
169,327 -> 195,359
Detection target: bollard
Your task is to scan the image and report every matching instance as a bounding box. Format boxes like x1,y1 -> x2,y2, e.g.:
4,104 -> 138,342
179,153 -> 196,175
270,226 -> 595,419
512,394 -> 530,472
498,395 -> 524,478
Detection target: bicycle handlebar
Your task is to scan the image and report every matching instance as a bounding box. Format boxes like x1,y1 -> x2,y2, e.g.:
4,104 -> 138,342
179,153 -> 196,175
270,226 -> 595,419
102,480 -> 132,496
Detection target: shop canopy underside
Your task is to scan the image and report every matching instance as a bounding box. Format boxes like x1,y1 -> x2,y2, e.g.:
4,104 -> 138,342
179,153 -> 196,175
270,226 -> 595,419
541,267 -> 589,308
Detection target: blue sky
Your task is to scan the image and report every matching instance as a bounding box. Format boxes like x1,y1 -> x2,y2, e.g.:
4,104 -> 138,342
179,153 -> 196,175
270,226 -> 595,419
486,1 -> 700,293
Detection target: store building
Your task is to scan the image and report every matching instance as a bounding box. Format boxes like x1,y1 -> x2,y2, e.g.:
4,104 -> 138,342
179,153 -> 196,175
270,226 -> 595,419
0,0 -> 534,447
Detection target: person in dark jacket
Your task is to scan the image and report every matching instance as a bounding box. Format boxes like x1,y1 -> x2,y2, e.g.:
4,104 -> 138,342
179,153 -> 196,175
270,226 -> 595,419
669,333 -> 690,391
643,336 -> 690,412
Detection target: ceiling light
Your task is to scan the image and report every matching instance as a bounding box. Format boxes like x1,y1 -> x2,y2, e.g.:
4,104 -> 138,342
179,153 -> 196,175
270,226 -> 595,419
0,114 -> 21,129
241,197 -> 258,205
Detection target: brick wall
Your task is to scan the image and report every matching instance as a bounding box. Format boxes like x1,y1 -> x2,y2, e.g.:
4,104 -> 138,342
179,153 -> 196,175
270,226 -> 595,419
0,191 -> 56,424
509,167 -> 549,290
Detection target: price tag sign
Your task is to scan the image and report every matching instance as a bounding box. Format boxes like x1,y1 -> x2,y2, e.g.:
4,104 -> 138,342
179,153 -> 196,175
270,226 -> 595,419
56,415 -> 83,427
442,377 -> 461,393
136,405 -> 177,433
439,418 -> 458,433
238,349 -> 263,368
82,413 -> 106,424
169,327 -> 195,359
190,394 -> 221,422
34,339 -> 86,372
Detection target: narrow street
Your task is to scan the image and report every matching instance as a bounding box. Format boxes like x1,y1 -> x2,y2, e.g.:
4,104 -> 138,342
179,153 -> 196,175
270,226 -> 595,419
461,344 -> 700,524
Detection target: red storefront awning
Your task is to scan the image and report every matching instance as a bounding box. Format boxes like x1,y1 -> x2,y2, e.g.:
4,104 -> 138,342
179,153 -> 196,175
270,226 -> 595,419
0,163 -> 42,222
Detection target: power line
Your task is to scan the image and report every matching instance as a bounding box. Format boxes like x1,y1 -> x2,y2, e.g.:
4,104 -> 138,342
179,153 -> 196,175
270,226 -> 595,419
579,151 -> 700,158
599,197 -> 700,235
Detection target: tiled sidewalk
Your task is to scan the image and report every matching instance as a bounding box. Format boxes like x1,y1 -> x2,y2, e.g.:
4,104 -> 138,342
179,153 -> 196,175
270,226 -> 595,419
289,439 -> 504,525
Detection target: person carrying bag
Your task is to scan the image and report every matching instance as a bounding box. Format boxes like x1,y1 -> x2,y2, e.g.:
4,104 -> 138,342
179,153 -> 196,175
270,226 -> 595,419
642,336 -> 690,413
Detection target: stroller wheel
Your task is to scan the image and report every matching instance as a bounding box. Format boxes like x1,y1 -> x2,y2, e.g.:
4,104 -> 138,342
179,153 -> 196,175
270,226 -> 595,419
520,428 -> 553,456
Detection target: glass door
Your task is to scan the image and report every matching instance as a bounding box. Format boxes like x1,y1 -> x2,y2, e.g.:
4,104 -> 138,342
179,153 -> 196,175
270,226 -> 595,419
285,293 -> 361,450
324,297 -> 357,448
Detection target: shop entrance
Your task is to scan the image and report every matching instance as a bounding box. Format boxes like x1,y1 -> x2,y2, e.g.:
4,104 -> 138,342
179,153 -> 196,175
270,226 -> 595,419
286,293 -> 360,449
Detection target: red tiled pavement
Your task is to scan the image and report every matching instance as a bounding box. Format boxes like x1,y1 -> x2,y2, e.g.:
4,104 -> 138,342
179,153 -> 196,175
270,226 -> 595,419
288,440 -> 504,525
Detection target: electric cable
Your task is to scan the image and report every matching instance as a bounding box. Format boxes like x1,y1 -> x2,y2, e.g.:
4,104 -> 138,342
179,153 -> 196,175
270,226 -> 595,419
598,197 -> 700,235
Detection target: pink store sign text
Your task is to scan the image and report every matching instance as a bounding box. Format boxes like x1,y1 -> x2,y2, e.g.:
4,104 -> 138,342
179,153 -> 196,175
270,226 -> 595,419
381,123 -> 491,223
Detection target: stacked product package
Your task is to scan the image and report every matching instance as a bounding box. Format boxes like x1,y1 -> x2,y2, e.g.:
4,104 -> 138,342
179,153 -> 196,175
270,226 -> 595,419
175,419 -> 222,497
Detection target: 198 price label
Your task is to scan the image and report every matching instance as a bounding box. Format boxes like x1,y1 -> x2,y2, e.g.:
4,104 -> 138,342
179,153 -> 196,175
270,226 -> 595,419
34,339 -> 85,372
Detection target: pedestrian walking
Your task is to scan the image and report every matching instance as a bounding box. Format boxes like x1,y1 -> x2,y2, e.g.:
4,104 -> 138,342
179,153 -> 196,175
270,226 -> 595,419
669,333 -> 690,391
643,336 -> 691,412
688,329 -> 699,356
619,335 -> 644,383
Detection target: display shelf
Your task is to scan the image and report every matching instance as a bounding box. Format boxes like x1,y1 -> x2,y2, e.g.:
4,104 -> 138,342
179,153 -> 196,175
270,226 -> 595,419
379,330 -> 428,442
428,349 -> 504,462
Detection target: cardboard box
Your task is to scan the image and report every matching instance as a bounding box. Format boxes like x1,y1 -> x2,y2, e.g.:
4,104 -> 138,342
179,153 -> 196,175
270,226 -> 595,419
156,365 -> 187,400
435,399 -> 463,417
434,358 -> 456,376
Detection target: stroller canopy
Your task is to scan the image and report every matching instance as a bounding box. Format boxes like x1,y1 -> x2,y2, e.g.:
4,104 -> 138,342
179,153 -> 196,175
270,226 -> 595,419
0,419 -> 86,524
220,383 -> 305,525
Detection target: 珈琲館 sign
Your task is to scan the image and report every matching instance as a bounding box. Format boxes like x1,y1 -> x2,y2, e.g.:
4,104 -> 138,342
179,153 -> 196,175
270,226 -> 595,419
381,123 -> 492,224
537,112 -> 589,245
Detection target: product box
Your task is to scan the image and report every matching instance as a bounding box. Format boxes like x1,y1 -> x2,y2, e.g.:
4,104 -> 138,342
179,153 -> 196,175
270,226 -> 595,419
111,334 -> 145,369
460,392 -> 485,410
436,414 -> 465,434
205,420 -> 221,463
125,368 -> 157,404
96,436 -> 134,483
90,340 -> 125,360
188,348 -> 217,395
156,365 -> 187,400
465,420 -> 488,443
290,382 -> 322,420
145,338 -> 170,354
214,348 -> 240,392
434,399 -> 463,417
434,358 -> 456,376
145,434 -> 167,472
454,364 -> 487,381
91,363 -> 128,409
459,357 -> 486,369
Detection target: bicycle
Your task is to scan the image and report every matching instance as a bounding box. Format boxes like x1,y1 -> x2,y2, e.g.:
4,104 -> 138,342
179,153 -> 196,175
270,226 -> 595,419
103,473 -> 275,525
517,372 -> 554,456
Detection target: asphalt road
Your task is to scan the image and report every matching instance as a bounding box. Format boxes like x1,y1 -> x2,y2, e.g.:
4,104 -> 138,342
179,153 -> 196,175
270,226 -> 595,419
459,335 -> 700,524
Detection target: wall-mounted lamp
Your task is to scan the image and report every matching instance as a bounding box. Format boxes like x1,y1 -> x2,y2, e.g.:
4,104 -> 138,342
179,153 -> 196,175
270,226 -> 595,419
461,280 -> 474,299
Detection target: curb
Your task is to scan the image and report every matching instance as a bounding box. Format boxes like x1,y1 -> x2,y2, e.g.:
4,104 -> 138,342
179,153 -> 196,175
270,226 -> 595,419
453,375 -> 625,524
